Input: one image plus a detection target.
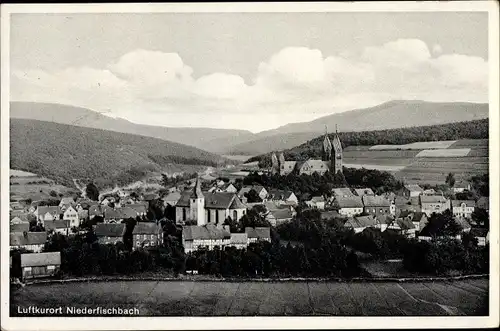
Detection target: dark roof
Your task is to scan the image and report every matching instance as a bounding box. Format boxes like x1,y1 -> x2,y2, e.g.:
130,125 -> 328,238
59,197 -> 75,205
420,195 -> 448,204
245,227 -> 271,240
205,192 -> 239,209
455,218 -> 472,230
320,210 -> 343,220
396,218 -> 415,230
451,200 -> 476,208
412,212 -> 427,222
44,219 -> 70,230
10,222 -> 30,233
132,222 -> 160,235
268,190 -> 295,201
89,205 -> 103,216
103,208 -> 122,220
10,232 -> 47,246
117,206 -> 139,219
182,224 -> 230,240
229,196 -> 246,209
95,223 -> 126,237
270,209 -> 294,220
21,252 -> 61,267
353,188 -> 375,196
404,184 -> 423,192
362,196 -> 391,207
376,214 -> 394,225
37,206 -> 61,216
335,196 -> 363,208
143,193 -> 159,201
345,216 -> 377,228
127,203 -> 148,214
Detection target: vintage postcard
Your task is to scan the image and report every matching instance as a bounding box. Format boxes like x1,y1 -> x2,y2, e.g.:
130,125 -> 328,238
1,1 -> 499,330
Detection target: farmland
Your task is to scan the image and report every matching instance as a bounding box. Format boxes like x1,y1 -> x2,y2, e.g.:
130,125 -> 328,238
10,279 -> 488,316
10,170 -> 79,202
342,139 -> 488,185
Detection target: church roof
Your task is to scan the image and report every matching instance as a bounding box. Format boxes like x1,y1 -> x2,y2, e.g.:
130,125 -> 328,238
299,159 -> 329,172
332,132 -> 342,152
229,196 -> 246,209
190,177 -> 204,199
323,134 -> 332,153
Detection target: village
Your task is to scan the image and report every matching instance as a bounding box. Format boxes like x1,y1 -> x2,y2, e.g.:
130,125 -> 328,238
9,130 -> 490,281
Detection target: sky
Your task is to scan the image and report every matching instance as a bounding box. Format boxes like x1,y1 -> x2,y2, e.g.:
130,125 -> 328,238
10,11 -> 489,133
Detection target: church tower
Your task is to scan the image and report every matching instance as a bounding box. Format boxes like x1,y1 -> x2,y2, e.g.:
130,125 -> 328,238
271,152 -> 279,175
331,125 -> 343,174
190,177 -> 205,225
322,125 -> 332,161
278,152 -> 285,175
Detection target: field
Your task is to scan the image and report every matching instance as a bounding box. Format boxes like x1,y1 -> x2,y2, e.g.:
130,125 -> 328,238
10,170 -> 78,202
343,139 -> 488,185
10,279 -> 488,316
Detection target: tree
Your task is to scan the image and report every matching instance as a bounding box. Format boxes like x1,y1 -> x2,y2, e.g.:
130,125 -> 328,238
445,173 -> 456,188
471,208 -> 489,228
86,182 -> 100,201
245,189 -> 262,203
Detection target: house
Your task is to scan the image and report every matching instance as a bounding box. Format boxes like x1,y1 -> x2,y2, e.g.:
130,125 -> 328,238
163,192 -> 182,207
332,188 -> 354,198
403,184 -> 424,198
229,233 -> 249,249
35,206 -> 62,224
362,196 -> 392,217
10,215 -> 30,225
453,181 -> 471,193
267,190 -> 298,205
375,214 -> 394,232
305,196 -> 326,210
353,188 -> 375,197
132,222 -> 163,249
182,224 -> 231,253
143,193 -> 159,202
94,223 -> 126,245
102,207 -> 123,223
476,197 -> 489,212
422,189 -> 436,196
221,183 -> 238,193
74,199 -> 93,212
20,252 -> 61,280
10,222 -> 30,233
267,208 -> 294,226
58,197 -> 75,210
398,211 -> 428,232
470,228 -> 489,246
10,232 -> 47,253
62,205 -> 80,228
344,215 -> 378,233
88,204 -> 101,217
238,185 -> 268,201
451,200 -> 476,219
44,219 -> 71,235
127,203 -> 148,216
100,196 -> 115,206
245,227 -> 271,244
387,218 -> 416,238
420,195 -> 450,216
176,179 -> 248,225
334,196 -> 364,217
117,206 -> 139,220
320,210 -> 343,221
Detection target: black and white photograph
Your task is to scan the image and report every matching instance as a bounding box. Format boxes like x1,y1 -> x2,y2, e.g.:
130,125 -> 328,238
1,2 -> 498,330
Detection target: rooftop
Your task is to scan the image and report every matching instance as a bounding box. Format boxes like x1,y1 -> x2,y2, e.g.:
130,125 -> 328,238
95,223 -> 126,237
21,252 -> 61,267
182,224 -> 230,241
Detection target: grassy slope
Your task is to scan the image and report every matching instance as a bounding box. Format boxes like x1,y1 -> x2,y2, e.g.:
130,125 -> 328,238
10,119 -> 230,188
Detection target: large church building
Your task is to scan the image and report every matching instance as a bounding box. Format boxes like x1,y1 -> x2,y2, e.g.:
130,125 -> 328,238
175,178 -> 247,226
271,127 -> 343,176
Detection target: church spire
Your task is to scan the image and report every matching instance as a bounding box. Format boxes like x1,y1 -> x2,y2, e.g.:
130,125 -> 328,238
190,177 -> 203,199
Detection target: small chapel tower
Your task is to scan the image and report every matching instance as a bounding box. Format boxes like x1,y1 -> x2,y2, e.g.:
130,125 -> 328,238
189,177 -> 205,225
331,125 -> 343,174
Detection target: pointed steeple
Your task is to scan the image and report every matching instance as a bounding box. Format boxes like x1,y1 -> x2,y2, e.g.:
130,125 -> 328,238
190,177 -> 204,199
322,125 -> 332,161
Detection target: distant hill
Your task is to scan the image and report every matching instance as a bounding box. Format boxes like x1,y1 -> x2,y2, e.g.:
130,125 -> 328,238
247,118 -> 489,164
227,100 -> 489,155
10,102 -> 256,153
10,119 -> 231,188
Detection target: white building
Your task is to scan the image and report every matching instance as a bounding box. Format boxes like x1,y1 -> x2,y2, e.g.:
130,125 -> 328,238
451,200 -> 475,219
334,196 -> 364,217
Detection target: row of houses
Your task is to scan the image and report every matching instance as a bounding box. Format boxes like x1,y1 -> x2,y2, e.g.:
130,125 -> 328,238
182,225 -> 271,253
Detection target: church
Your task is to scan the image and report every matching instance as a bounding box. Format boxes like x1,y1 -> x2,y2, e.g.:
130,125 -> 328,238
175,178 -> 247,226
271,127 -> 343,176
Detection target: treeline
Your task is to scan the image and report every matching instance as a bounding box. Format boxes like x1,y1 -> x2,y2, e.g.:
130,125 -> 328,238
243,168 -> 403,199
247,118 -> 488,164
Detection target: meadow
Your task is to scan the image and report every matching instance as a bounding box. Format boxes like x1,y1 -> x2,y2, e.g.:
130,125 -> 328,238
9,171 -> 78,202
10,279 -> 488,316
342,139 -> 488,185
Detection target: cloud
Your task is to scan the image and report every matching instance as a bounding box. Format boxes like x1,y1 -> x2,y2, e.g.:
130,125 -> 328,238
11,40 -> 489,132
